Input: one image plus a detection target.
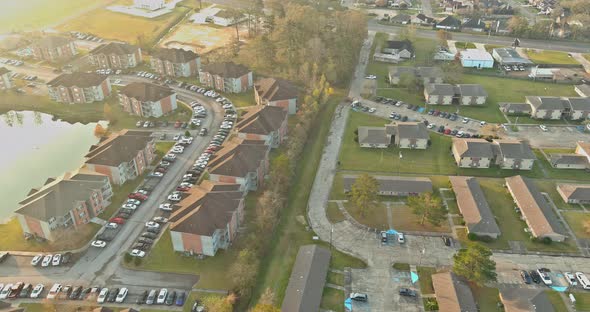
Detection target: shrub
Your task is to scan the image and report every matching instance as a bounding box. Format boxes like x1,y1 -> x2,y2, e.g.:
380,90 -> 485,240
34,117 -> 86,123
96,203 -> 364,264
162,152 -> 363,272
542,237 -> 552,245
124,253 -> 132,263
479,235 -> 493,243
467,233 -> 478,241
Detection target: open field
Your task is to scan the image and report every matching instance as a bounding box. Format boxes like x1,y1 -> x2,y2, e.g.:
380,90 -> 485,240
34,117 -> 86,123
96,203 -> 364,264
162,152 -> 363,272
344,201 -> 389,230
160,23 -> 248,55
321,287 -> 344,312
533,150 -> 590,182
562,211 -> 590,239
0,0 -> 109,32
391,203 -> 451,232
57,6 -> 189,45
485,44 -> 505,52
524,49 -> 580,65
573,292 -> 590,311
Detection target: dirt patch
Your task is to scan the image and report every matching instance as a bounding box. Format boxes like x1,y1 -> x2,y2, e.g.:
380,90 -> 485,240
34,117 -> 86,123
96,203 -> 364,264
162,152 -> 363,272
159,23 -> 248,54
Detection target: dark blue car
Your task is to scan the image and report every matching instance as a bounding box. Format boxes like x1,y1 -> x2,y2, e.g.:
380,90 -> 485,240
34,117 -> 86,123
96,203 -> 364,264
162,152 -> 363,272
176,292 -> 186,306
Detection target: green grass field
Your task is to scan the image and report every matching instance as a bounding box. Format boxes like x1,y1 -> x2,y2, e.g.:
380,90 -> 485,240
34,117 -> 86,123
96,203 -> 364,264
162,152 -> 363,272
546,290 -> 569,312
224,89 -> 256,108
320,287 -> 344,312
485,44 -> 505,52
524,49 -> 580,65
562,211 -> 590,239
327,201 -> 346,223
455,42 -> 476,49
0,0 -> 109,32
573,292 -> 590,311
344,201 -> 389,230
57,6 -> 189,45
417,266 -> 437,294
472,286 -> 501,312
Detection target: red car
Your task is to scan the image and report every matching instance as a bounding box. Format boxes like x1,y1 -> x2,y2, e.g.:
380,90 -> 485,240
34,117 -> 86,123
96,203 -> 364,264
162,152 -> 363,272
155,167 -> 167,173
128,193 -> 148,201
109,217 -> 126,225
176,186 -> 191,192
174,121 -> 182,128
444,128 -> 452,135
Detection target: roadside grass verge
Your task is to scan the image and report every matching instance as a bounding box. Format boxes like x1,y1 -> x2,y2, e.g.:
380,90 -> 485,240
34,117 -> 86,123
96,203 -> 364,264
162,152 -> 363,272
454,42 -> 476,49
327,271 -> 345,286
546,290 -> 569,312
524,49 -> 580,65
390,203 -> 451,233
320,287 -> 345,312
573,291 -> 590,311
224,89 -> 256,108
392,262 -> 410,271
327,202 -> 346,223
343,201 -> 389,231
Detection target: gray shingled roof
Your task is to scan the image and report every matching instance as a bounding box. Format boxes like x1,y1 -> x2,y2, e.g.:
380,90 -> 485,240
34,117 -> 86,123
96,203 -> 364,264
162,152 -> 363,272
567,97 -> 590,111
85,130 -> 153,167
34,36 -> 72,49
494,140 -> 535,159
358,127 -> 391,145
395,122 -> 429,140
90,42 -> 138,56
500,103 -> 532,113
120,82 -> 174,102
281,245 -> 331,312
255,77 -> 299,102
453,138 -> 494,158
576,84 -> 590,97
500,288 -> 555,312
457,84 -> 487,97
47,72 -> 107,88
207,139 -> 269,177
425,83 -> 456,96
152,48 -> 199,63
549,154 -> 589,166
526,96 -> 567,110
557,184 -> 590,202
432,272 -> 477,312
202,62 -> 250,78
449,176 -> 501,237
343,175 -> 432,194
493,48 -> 533,65
236,105 -> 287,135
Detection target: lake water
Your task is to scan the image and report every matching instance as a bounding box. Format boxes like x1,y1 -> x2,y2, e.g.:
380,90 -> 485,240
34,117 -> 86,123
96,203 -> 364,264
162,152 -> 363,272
0,111 -> 105,221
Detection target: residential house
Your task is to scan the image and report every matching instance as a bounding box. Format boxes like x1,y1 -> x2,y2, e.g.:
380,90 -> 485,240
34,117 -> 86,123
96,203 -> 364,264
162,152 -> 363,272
566,97 -> 590,120
492,48 -> 533,66
15,169 -> 112,241
390,14 -> 411,24
134,0 -> 165,10
505,175 -> 567,242
575,141 -> 590,162
575,84 -> 590,98
461,18 -> 486,32
434,49 -> 456,61
343,175 -> 433,196
209,9 -> 246,26
206,139 -> 270,191
374,52 -> 401,64
281,245 -> 331,312
460,49 -> 494,68
199,62 -> 253,94
388,67 -> 415,85
435,16 -> 462,30
88,42 -> 142,69
432,272 -> 477,312
236,105 -> 288,148
493,139 -> 536,170
47,72 -> 111,104
525,96 -> 565,120
529,67 -> 557,80
383,40 -> 414,59
119,82 -> 177,117
0,67 -> 12,90
549,154 -> 589,169
424,83 -> 455,105
254,77 -> 299,115
357,126 -> 392,148
500,288 -> 556,312
452,138 -> 494,168
456,84 -> 488,105
84,130 -> 156,185
389,67 -> 444,85
169,181 -> 245,257
557,184 -> 590,204
31,36 -> 77,62
449,176 -> 501,238
500,103 -> 532,115
150,48 -> 200,77
394,122 -> 429,149
412,13 -> 436,25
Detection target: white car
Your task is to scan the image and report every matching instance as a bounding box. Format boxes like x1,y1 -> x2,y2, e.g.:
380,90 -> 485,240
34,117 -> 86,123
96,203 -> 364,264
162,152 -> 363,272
30,284 -> 44,298
480,121 -> 487,126
537,269 -> 552,285
172,134 -> 181,141
105,222 -> 118,229
157,288 -> 168,304
575,272 -> 590,289
179,182 -> 193,187
165,153 -> 177,160
121,203 -> 138,210
171,147 -> 184,154
41,255 -> 52,267
159,203 -> 173,211
130,249 -> 146,258
97,288 -> 108,303
397,233 -> 405,243
427,123 -> 435,129
145,221 -> 160,229
168,193 -> 182,201
539,124 -> 548,132
564,272 -> 577,286
51,254 -> 61,266
150,171 -> 164,177
115,287 -> 128,303
153,216 -> 169,223
368,107 -> 376,113
113,79 -> 121,84
462,118 -> 469,124
91,240 -> 107,248
0,284 -> 12,299
126,199 -> 141,206
31,254 -> 43,266
46,283 -> 62,299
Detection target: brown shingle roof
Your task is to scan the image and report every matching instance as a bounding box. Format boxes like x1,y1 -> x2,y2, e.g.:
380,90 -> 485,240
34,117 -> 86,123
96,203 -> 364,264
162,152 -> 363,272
202,62 -> 250,78
85,130 -> 153,167
505,175 -> 566,238
120,82 -> 174,102
90,42 -> 139,56
255,77 -> 299,102
152,48 -> 199,63
236,105 -> 287,135
169,181 -> 243,236
432,272 -> 477,312
557,184 -> 590,202
453,138 -> 494,158
47,72 -> 107,88
449,176 -> 501,236
33,36 -> 72,49
577,141 -> 590,156
207,139 -> 269,177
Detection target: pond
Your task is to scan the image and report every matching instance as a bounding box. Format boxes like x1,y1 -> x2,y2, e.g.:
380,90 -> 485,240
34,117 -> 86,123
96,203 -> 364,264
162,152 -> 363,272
0,111 -> 106,221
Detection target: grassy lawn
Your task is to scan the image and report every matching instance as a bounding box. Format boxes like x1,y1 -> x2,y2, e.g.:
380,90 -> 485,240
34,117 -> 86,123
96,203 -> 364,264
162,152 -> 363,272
584,54 -> 590,62
0,0 -> 108,32
251,92 -> 367,307
471,285 -> 501,312
455,42 -> 476,49
320,287 -> 344,312
534,180 -> 581,210
417,266 -> 437,294
543,148 -> 576,154
546,290 -> 569,312
446,198 -> 459,214
344,201 -> 389,230
327,271 -> 345,286
533,150 -> 590,182
0,218 -> 100,252
339,111 -> 457,175
224,89 -> 256,108
485,44 -> 505,52
573,291 -> 590,311
155,141 -> 175,158
327,202 -> 346,223
562,211 -> 590,239
57,6 -> 190,45
524,49 -> 579,65
97,172 -> 148,220
391,203 -> 451,233
392,262 -> 410,271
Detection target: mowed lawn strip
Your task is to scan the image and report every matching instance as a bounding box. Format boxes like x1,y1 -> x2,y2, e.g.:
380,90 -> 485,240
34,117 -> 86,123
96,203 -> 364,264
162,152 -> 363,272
320,287 -> 345,312
390,203 -> 451,233
573,292 -> 590,311
344,201 -> 389,231
417,266 -> 437,294
562,211 -> 590,239
545,290 -> 569,312
471,285 -> 501,312
524,50 -> 580,65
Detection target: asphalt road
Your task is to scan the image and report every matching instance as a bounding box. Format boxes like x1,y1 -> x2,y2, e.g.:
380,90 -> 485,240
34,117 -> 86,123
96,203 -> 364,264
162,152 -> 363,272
368,20 -> 590,53
0,75 -> 225,305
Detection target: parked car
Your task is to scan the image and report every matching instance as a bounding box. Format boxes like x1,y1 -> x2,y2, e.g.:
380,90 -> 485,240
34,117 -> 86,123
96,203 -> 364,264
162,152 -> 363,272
51,254 -> 61,266
537,268 -> 552,285
41,255 -> 52,267
176,292 -> 186,306
30,284 -> 44,299
31,255 -> 43,266
397,233 -> 405,243
399,288 -> 416,297
166,290 -> 177,305
130,249 -> 146,258
0,285 -> 10,300
107,287 -> 119,302
19,284 -> 33,298
564,272 -> 577,286
520,270 -> 532,284
349,293 -> 368,302
115,288 -> 128,303
539,124 -> 548,132
529,270 -> 541,284
142,232 -> 158,239
46,284 -> 62,300
137,290 -> 148,304
157,289 -> 168,304
92,240 -> 107,248
146,289 -> 157,304
69,286 -> 82,300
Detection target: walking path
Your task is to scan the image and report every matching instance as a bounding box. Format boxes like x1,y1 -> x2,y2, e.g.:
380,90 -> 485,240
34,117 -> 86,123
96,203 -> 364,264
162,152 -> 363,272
572,53 -> 590,73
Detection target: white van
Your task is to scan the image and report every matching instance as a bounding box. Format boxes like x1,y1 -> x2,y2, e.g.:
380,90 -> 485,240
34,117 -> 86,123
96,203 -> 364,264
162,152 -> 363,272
576,272 -> 590,290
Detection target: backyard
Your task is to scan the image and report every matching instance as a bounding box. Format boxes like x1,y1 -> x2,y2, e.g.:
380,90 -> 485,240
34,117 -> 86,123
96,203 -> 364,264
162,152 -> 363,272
524,49 -> 580,65
320,287 -> 344,312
